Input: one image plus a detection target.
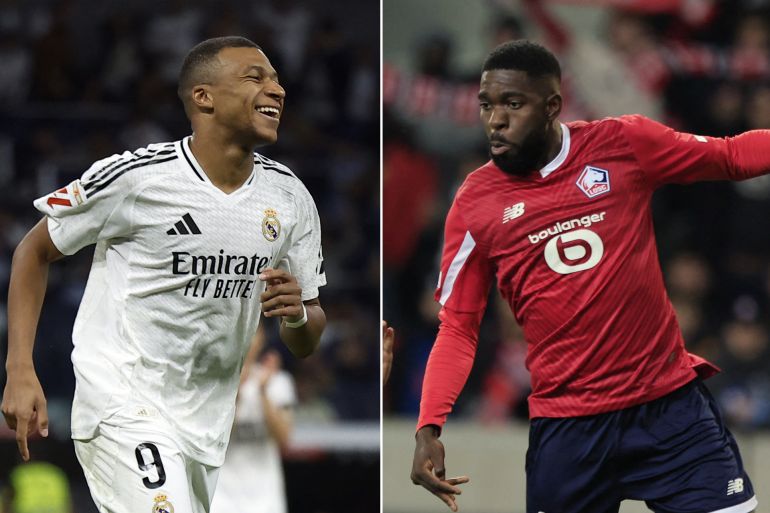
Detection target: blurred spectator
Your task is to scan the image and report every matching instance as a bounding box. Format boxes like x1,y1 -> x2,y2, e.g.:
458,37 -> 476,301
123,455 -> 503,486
30,4 -> 78,102
711,319 -> 770,429
255,0 -> 312,85
0,32 -> 32,106
211,332 -> 296,513
142,0 -> 203,83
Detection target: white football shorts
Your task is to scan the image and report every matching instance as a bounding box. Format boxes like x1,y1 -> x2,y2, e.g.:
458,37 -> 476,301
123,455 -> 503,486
73,411 -> 219,513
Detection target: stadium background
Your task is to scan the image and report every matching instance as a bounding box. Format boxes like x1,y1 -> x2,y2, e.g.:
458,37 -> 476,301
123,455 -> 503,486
0,0 -> 379,511
383,0 -> 770,511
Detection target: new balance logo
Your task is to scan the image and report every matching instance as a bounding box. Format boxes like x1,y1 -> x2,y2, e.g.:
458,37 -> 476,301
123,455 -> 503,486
727,478 -> 744,495
167,213 -> 202,235
503,202 -> 525,223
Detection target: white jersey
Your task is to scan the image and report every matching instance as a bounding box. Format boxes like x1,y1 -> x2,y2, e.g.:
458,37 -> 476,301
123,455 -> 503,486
210,364 -> 296,513
34,137 -> 325,466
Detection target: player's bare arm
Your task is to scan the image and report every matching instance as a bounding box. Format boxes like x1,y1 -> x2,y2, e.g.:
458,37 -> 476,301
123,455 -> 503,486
257,350 -> 293,450
411,425 -> 470,512
2,218 -> 64,460
382,320 -> 394,385
259,267 -> 325,358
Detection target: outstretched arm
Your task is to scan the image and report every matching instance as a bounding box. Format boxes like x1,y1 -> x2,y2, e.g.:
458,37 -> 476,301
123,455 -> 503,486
620,115 -> 770,186
2,218 -> 64,460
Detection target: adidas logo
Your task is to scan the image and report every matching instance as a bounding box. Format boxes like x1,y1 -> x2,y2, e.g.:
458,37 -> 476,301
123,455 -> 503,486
167,213 -> 202,235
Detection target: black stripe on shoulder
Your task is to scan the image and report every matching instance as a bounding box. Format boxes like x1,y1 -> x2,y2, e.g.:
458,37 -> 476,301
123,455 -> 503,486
88,155 -> 178,198
255,154 -> 295,178
84,148 -> 177,192
265,166 -> 294,178
255,153 -> 273,163
85,145 -> 175,184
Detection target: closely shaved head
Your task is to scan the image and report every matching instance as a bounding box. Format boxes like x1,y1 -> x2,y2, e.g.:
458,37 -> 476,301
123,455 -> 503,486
478,41 -> 563,176
178,36 -> 262,114
483,40 -> 561,82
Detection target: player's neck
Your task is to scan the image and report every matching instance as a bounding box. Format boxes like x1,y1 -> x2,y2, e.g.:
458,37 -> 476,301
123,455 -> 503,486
544,121 -> 563,166
188,130 -> 255,194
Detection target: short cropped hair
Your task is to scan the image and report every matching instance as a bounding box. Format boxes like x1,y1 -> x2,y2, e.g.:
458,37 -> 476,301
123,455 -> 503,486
482,40 -> 561,81
177,36 -> 261,104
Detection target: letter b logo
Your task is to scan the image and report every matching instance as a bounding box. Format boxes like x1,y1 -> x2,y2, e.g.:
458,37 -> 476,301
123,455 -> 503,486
543,229 -> 603,274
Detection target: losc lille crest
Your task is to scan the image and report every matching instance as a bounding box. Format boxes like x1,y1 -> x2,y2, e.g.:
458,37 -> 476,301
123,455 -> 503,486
262,208 -> 281,242
152,493 -> 174,513
576,166 -> 610,199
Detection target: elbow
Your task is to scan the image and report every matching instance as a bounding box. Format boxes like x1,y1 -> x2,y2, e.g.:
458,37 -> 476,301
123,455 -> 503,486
288,340 -> 318,359
13,221 -> 62,265
11,237 -> 34,265
276,430 -> 292,452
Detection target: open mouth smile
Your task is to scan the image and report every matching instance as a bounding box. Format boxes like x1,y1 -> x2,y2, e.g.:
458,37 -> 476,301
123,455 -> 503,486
255,106 -> 281,120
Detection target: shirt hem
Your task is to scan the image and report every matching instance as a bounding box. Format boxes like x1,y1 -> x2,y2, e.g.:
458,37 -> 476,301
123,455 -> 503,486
528,370 -> 698,419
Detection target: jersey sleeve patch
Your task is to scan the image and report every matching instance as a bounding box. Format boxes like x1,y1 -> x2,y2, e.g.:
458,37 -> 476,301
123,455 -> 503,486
38,179 -> 88,212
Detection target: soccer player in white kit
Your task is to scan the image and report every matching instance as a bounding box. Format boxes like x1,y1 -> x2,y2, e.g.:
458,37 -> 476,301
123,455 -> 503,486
1,36 -> 327,513
210,330 -> 296,513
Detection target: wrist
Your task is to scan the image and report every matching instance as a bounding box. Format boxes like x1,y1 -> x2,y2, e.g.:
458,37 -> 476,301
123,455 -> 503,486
416,424 -> 441,440
6,360 -> 35,375
283,303 -> 307,328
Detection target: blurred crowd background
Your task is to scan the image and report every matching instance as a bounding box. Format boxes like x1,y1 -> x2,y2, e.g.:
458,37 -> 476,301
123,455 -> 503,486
0,0 -> 379,511
384,0 -> 770,433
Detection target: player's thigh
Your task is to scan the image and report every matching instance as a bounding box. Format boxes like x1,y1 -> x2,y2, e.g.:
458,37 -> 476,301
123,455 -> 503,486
526,415 -> 622,513
74,424 -> 198,513
620,380 -> 757,513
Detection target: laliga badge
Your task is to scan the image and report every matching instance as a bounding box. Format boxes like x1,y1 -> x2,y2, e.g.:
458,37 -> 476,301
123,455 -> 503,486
262,208 -> 281,242
576,166 -> 610,199
152,493 -> 174,513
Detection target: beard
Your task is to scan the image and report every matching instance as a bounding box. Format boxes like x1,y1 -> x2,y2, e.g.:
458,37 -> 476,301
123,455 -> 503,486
489,125 -> 550,177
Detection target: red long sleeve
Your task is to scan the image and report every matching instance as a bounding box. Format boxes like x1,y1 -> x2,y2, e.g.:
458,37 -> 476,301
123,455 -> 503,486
417,198 -> 493,432
726,130 -> 770,180
619,115 -> 770,187
417,307 -> 484,432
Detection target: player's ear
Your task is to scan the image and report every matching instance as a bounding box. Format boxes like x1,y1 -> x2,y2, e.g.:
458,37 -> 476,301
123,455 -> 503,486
191,85 -> 214,112
545,93 -> 562,122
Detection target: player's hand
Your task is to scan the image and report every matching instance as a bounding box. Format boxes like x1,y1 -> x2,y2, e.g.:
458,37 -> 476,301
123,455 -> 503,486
1,367 -> 49,461
411,426 -> 469,512
259,268 -> 303,322
382,320 -> 394,385
258,349 -> 281,392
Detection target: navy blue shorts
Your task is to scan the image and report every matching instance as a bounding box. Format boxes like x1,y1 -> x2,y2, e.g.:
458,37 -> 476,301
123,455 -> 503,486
526,379 -> 757,513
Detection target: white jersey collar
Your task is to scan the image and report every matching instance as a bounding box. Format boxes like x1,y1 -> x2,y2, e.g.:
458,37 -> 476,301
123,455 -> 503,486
539,123 -> 570,178
179,136 -> 257,192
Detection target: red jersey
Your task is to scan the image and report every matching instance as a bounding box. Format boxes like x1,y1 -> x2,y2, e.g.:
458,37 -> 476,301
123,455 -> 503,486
418,115 -> 770,430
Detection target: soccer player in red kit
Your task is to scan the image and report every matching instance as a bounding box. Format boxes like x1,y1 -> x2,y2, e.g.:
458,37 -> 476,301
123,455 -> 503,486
410,40 -> 768,513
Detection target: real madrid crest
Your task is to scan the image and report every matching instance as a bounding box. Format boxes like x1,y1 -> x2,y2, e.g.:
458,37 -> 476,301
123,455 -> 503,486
262,208 -> 281,242
152,493 -> 174,513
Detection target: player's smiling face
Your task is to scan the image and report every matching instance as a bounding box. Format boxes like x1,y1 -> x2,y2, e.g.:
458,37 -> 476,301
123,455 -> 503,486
479,69 -> 555,176
210,47 -> 285,146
